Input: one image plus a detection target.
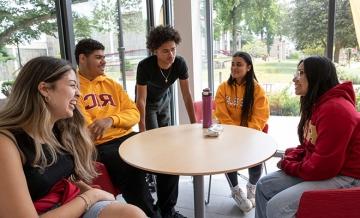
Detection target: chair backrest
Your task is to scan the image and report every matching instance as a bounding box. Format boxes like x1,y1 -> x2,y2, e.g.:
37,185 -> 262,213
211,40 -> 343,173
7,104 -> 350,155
92,162 -> 120,196
262,123 -> 269,133
193,100 -> 216,123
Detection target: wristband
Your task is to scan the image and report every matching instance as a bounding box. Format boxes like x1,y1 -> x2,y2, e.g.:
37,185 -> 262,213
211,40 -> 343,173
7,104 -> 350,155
78,194 -> 90,211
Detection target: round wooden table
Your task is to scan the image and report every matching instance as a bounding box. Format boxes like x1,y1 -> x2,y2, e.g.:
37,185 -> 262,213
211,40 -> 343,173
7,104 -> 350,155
119,124 -> 277,218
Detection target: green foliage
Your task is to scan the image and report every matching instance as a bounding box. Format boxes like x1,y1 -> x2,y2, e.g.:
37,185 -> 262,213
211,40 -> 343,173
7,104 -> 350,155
242,40 -> 267,58
256,60 -> 298,75
0,46 -> 13,62
288,51 -> 301,60
302,47 -> 325,56
92,0 -> 145,34
246,0 -> 280,54
1,80 -> 14,97
356,87 -> 360,111
337,66 -> 360,84
0,0 -> 57,46
0,0 -> 95,50
213,0 -> 249,53
124,59 -> 134,71
213,0 -> 280,54
335,0 -> 357,48
92,0 -> 117,32
268,87 -> 300,116
73,13 -> 93,40
291,0 -> 356,62
277,2 -> 293,38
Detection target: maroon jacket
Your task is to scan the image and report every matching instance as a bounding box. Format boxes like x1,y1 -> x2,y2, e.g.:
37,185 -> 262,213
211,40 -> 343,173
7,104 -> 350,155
281,82 -> 360,180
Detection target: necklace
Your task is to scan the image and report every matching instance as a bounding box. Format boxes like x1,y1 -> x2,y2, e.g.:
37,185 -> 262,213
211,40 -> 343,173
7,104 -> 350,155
159,67 -> 171,83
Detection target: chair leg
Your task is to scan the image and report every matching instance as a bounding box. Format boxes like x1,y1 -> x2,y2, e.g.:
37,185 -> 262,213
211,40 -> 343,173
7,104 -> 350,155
237,172 -> 249,182
152,174 -> 157,193
205,175 -> 212,205
263,162 -> 268,175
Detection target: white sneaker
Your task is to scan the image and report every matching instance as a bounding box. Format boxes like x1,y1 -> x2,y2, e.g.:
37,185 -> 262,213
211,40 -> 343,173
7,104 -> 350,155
246,182 -> 256,207
231,186 -> 253,212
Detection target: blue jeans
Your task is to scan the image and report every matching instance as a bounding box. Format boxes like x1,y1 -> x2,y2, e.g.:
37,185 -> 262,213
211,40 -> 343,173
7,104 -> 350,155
255,170 -> 360,218
83,200 -> 115,218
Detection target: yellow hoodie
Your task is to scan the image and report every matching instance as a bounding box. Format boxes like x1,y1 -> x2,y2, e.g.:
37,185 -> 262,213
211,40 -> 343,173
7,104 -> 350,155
77,73 -> 140,145
214,81 -> 269,131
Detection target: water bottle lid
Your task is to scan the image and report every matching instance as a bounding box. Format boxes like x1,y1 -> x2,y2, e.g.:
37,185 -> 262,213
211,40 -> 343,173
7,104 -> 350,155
202,88 -> 211,95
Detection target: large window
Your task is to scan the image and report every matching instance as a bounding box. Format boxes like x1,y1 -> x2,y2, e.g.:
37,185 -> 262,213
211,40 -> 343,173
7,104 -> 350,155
209,0 -> 358,115
72,0 -> 148,100
0,0 -> 60,98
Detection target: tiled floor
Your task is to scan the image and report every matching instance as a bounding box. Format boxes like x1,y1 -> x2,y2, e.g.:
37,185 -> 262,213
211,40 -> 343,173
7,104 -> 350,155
176,174 -> 256,218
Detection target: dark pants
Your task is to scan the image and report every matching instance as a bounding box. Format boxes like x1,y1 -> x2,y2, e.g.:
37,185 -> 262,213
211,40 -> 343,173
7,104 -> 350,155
227,163 -> 263,186
145,91 -> 181,215
96,132 -> 179,217
146,91 -> 171,129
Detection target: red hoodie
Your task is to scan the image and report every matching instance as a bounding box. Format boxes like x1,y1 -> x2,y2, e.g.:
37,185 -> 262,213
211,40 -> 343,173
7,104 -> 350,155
281,82 -> 360,180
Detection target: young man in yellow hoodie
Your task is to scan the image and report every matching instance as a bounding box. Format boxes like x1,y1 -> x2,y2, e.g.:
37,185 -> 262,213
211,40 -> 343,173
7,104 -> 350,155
75,39 -> 186,218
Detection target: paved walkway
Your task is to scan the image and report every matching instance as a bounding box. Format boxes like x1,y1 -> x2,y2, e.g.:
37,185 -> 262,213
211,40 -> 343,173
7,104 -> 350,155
268,115 -> 300,151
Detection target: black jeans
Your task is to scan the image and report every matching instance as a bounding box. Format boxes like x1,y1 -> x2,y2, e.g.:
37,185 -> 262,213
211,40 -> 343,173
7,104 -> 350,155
227,163 -> 263,186
96,132 -> 179,217
146,91 -> 171,129
145,92 -> 181,216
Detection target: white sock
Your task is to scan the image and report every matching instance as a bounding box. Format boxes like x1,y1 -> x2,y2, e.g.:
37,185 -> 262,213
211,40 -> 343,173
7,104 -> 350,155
231,185 -> 240,193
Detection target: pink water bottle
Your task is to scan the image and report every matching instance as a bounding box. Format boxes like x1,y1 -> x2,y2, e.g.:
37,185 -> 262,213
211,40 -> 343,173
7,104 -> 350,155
202,88 -> 212,128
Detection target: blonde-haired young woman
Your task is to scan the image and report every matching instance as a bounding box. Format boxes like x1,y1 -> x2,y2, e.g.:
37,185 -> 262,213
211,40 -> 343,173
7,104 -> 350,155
0,56 -> 145,218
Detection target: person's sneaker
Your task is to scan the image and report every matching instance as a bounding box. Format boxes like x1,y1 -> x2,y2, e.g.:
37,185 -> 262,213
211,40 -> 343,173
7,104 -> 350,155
246,182 -> 256,207
231,186 -> 253,212
162,210 -> 187,218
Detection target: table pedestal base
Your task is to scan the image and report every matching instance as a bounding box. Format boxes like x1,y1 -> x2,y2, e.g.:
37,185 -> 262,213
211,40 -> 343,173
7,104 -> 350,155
193,175 -> 205,218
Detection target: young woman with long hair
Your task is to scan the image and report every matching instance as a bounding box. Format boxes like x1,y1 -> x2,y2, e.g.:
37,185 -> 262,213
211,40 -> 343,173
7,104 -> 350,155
215,51 -> 270,212
0,56 -> 145,218
255,56 -> 360,218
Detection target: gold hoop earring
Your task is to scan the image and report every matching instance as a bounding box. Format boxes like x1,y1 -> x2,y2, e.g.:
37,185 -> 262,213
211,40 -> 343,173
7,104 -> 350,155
45,96 -> 50,103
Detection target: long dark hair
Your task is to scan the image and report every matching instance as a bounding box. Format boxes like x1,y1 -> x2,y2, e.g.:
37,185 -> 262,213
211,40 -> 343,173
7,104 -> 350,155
227,51 -> 258,126
297,56 -> 339,143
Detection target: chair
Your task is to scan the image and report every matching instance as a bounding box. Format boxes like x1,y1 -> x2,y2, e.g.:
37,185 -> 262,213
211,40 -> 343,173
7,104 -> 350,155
91,162 -> 120,196
296,187 -> 360,218
193,100 -> 216,123
205,124 -> 270,205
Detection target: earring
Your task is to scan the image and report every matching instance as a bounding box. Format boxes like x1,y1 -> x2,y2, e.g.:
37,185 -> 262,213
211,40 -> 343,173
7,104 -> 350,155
44,96 -> 50,103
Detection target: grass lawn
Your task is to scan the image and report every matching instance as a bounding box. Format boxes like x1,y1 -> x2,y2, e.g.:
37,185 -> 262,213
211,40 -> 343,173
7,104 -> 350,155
214,59 -> 298,84
106,58 -> 360,86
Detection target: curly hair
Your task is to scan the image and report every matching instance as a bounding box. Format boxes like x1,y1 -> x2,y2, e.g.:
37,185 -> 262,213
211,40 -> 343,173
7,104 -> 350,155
75,38 -> 105,65
146,25 -> 181,52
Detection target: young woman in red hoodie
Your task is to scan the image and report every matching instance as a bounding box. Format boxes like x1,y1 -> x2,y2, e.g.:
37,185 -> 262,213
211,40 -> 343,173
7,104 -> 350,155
255,56 -> 360,218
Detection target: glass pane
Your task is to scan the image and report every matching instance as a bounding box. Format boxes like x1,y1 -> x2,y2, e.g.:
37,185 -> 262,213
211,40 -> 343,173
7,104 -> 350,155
337,0 -> 358,86
211,0 -> 332,117
199,0 -> 209,100
121,0 -> 148,100
72,0 -> 148,100
188,0 -> 208,101
153,0 -> 164,26
0,0 -> 60,99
